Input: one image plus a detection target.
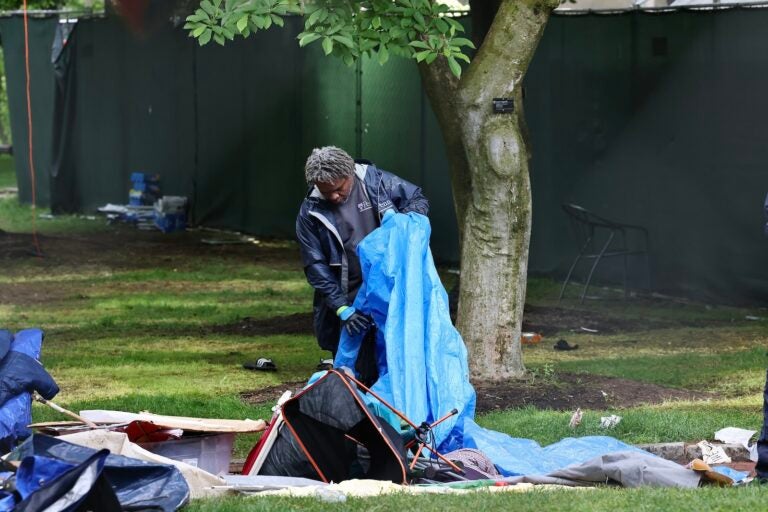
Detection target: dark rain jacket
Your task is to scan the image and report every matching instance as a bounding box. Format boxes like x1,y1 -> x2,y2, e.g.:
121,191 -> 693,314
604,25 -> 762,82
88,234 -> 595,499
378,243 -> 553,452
296,161 -> 429,352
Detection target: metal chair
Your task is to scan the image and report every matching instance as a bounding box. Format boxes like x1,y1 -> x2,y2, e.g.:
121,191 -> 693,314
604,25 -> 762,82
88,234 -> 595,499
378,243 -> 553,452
559,203 -> 651,302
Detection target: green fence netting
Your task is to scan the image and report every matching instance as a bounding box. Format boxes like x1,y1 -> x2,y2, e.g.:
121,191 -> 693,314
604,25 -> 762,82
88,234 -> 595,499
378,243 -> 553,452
3,8 -> 768,300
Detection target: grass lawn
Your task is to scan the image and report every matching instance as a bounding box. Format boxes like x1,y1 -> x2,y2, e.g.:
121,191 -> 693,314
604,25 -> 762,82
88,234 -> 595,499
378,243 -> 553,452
0,154 -> 15,189
1,191 -> 766,510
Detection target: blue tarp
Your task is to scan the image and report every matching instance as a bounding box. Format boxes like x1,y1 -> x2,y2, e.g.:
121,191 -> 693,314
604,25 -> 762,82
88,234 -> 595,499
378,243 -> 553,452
335,212 -> 476,451
0,329 -> 47,452
335,212 -> 656,476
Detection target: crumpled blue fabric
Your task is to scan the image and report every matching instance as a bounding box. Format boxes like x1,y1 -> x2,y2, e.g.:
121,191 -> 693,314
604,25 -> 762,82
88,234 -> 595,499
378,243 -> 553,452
0,329 -> 50,453
335,212 -> 476,451
333,212 -> 670,478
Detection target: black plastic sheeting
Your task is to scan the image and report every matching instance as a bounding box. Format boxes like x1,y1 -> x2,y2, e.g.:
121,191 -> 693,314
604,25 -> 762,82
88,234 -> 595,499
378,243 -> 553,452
8,434 -> 189,511
3,10 -> 768,300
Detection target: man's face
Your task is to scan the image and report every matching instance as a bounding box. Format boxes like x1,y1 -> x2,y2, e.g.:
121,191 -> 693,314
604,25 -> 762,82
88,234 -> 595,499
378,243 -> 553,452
316,175 -> 354,205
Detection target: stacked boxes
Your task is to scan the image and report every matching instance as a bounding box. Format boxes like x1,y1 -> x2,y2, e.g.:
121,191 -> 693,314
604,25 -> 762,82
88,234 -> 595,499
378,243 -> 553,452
129,173 -> 161,206
154,196 -> 188,233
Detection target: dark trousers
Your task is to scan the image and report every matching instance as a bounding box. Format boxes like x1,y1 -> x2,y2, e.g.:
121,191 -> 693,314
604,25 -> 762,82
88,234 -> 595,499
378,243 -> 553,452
757,369 -> 768,480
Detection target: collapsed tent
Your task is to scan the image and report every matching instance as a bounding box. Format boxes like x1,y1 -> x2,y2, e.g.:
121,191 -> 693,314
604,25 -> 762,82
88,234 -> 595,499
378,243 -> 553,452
334,212 -> 699,482
4,434 -> 189,511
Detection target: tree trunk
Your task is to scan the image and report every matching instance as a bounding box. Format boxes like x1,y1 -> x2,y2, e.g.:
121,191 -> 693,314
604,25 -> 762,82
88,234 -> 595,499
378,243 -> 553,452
420,0 -> 554,381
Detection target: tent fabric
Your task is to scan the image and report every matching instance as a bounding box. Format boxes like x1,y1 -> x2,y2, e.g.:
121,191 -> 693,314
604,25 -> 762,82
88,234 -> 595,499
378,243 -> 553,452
13,450 -> 121,512
59,430 -> 226,499
501,451 -> 701,488
334,211 -> 476,452
9,434 -> 189,511
338,213 -> 684,482
0,329 -> 53,453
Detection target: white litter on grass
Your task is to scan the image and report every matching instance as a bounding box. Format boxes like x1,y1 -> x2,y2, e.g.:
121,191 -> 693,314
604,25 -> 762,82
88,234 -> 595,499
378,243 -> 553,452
745,315 -> 763,321
580,327 -> 599,333
698,440 -> 732,464
714,427 -> 758,462
599,415 -> 622,429
569,408 -> 583,429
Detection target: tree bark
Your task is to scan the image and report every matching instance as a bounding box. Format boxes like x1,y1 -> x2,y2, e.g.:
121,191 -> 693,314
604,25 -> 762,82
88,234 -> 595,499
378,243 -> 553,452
419,0 -> 554,381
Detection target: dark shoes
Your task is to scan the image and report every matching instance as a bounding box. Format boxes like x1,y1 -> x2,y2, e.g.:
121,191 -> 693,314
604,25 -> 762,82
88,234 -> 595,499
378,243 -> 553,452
243,358 -> 277,371
553,339 -> 579,351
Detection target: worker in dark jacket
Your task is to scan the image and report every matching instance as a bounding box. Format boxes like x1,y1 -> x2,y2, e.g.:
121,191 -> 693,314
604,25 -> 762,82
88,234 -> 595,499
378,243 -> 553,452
296,146 -> 429,365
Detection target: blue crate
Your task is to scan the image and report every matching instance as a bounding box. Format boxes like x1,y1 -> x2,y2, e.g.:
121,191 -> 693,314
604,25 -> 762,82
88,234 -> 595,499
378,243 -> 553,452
154,212 -> 187,233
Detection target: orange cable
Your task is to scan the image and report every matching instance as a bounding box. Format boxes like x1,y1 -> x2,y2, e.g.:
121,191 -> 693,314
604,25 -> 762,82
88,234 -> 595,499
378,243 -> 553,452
22,0 -> 42,256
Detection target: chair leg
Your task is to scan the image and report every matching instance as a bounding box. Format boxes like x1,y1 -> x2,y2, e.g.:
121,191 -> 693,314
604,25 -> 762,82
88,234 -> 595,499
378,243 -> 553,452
622,253 -> 629,299
559,255 -> 582,302
580,232 -> 615,303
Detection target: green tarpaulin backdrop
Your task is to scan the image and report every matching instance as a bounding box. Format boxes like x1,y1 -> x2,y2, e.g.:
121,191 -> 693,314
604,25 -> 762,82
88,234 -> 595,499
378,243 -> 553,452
2,8 -> 768,301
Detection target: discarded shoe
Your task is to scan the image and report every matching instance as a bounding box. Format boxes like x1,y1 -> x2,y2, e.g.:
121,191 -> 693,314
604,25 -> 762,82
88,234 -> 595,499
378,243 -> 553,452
316,358 -> 334,371
553,339 -> 579,351
243,358 -> 277,371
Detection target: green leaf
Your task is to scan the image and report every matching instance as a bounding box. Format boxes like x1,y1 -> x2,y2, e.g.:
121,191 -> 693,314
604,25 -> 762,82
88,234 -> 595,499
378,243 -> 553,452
212,0 -> 221,7
322,37 -> 334,55
199,29 -> 212,45
425,51 -> 437,64
343,54 -> 354,67
413,49 -> 431,62
222,27 -> 235,40
447,55 -> 461,77
299,32 -> 322,47
454,52 -> 471,63
192,25 -> 207,37
306,8 -> 326,28
451,37 -> 476,49
434,18 -> 448,34
236,15 -> 248,32
271,14 -> 284,27
413,11 -> 425,26
185,13 -> 207,23
264,15 -> 272,29
372,16 -> 381,29
408,40 -> 430,49
214,33 -> 225,45
378,44 -> 389,65
200,0 -> 215,15
331,35 -> 354,48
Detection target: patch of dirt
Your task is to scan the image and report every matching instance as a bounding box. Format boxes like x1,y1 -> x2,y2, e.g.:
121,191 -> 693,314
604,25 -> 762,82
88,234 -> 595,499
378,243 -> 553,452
210,313 -> 314,336
473,372 -> 711,413
0,227 -> 301,306
241,381 -> 306,406
239,372 -> 710,413
521,304 -> 675,336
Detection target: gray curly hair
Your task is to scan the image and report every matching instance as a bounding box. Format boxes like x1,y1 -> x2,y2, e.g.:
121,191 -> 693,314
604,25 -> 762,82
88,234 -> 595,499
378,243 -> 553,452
304,146 -> 355,184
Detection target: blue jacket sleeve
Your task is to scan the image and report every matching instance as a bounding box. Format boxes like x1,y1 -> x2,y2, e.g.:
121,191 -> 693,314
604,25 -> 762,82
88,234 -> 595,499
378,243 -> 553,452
379,169 -> 429,216
296,213 -> 349,311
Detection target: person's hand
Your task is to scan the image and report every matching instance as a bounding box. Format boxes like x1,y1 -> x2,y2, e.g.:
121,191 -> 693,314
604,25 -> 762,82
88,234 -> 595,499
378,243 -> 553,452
337,306 -> 371,336
344,310 -> 371,336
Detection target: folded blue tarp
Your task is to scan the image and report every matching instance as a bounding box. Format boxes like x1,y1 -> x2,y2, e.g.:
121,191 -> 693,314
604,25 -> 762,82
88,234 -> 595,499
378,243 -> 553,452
336,212 -> 665,477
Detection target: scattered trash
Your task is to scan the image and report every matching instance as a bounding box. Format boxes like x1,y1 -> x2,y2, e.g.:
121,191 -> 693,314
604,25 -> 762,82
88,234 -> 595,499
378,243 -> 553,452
600,390 -> 609,398
688,458 -> 736,486
316,358 -> 334,371
243,358 -> 277,371
599,415 -> 622,429
697,440 -> 732,464
568,408 -> 582,429
580,326 -> 599,333
553,339 -> 579,351
714,427 -> 758,462
38,213 -> 55,220
745,315 -> 763,321
521,332 -> 542,345
154,196 -> 188,233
